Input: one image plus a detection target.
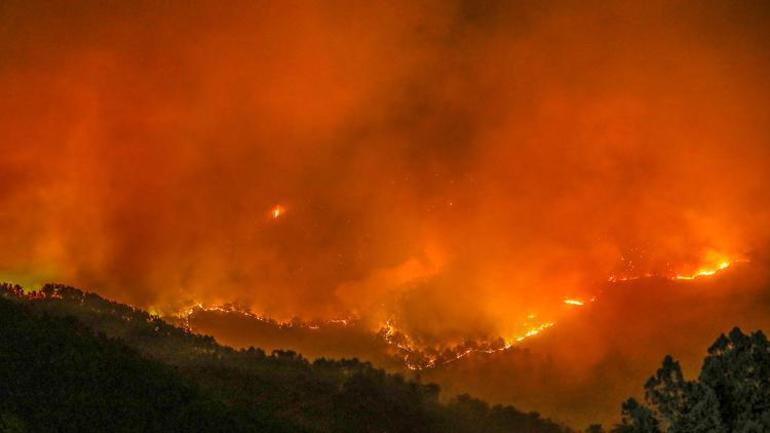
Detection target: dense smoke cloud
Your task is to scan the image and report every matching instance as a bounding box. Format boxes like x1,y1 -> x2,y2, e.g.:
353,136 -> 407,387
1,0 -> 770,345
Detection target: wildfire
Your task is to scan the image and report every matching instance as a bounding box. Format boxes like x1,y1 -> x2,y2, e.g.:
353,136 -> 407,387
165,253 -> 741,371
674,260 -> 731,281
379,315 -> 560,370
608,257 -> 740,283
513,321 -> 556,342
172,302 -> 357,332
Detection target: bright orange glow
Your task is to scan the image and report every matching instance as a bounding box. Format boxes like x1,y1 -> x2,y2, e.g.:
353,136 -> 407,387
176,300 -> 564,370
270,205 -> 286,220
564,299 -> 585,306
513,322 -> 556,343
1,4 -> 770,423
608,256 -> 741,283
1,0 -> 766,346
674,260 -> 732,281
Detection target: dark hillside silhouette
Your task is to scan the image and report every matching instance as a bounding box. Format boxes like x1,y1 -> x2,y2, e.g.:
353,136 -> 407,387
0,283 -> 571,433
0,295 -> 283,433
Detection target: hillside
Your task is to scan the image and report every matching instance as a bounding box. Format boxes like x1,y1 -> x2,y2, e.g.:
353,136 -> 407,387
0,293 -> 276,433
0,283 -> 572,433
423,259 -> 770,426
170,259 -> 770,427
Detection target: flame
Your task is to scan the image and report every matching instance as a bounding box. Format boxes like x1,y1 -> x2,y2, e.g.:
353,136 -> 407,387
0,1 -> 768,392
172,302 -> 357,332
174,304 -> 563,371
564,299 -> 585,306
164,252 -> 741,371
608,256 -> 740,283
379,315 -> 560,370
513,321 -> 556,342
270,205 -> 285,220
674,260 -> 731,280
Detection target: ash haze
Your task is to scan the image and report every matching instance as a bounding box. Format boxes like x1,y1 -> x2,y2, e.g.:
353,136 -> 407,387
2,0 -> 770,422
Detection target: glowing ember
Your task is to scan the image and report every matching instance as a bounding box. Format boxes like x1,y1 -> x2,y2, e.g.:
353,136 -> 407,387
173,302 -> 357,332
564,299 -> 585,306
270,205 -> 286,219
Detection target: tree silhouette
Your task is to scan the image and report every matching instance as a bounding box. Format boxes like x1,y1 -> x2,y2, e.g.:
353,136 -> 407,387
613,327 -> 770,433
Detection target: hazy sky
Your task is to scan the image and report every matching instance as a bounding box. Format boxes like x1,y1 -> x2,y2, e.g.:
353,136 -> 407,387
1,0 -> 770,345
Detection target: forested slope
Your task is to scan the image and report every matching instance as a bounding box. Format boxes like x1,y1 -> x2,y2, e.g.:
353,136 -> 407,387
0,284 -> 571,433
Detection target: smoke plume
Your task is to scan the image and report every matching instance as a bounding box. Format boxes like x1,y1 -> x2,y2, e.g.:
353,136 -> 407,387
2,0 -> 770,349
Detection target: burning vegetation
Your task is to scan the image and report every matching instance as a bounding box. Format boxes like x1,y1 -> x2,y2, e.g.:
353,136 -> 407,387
2,1 -> 769,349
2,0 -> 770,428
171,252 -> 740,371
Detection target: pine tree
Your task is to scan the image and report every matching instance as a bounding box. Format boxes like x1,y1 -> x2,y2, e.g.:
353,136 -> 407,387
613,328 -> 770,433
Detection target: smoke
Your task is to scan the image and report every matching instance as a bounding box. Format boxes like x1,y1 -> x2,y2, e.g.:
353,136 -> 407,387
423,259 -> 770,427
2,0 -> 770,346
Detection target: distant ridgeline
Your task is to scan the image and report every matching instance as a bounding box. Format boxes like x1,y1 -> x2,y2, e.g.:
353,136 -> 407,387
0,283 -> 572,433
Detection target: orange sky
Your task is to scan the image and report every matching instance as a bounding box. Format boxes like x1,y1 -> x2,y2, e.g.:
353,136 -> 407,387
1,0 -> 770,346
